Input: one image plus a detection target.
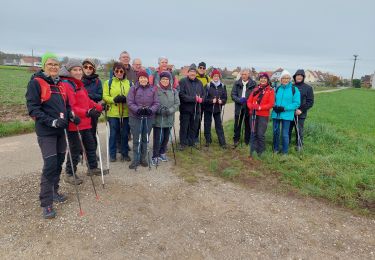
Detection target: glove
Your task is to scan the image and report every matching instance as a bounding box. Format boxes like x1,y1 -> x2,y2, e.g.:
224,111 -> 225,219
113,95 -> 122,103
240,97 -> 247,104
273,106 -> 285,113
145,107 -> 153,116
52,118 -> 68,129
87,108 -> 101,118
120,95 -> 127,103
198,97 -> 203,104
161,108 -> 169,116
69,113 -> 81,125
195,95 -> 200,103
136,108 -> 144,116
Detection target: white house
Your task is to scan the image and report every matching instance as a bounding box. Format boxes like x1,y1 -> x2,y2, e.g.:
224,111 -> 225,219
371,71 -> 375,89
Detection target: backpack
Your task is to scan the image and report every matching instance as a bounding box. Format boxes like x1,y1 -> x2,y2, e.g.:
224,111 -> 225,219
34,77 -> 67,104
276,85 -> 296,96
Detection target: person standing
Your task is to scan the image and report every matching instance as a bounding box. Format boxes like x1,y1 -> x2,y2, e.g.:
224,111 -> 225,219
247,72 -> 275,156
289,69 -> 314,150
178,64 -> 204,150
271,70 -> 301,154
149,56 -> 179,89
231,68 -> 256,147
119,51 -> 137,84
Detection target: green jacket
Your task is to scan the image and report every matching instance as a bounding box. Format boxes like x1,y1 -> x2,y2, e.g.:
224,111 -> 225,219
196,74 -> 211,88
154,85 -> 180,128
103,77 -> 131,118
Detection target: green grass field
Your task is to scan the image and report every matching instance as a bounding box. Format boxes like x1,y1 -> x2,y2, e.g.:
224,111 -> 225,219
175,88 -> 375,213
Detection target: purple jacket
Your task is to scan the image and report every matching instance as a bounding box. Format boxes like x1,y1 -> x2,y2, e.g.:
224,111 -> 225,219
127,83 -> 160,118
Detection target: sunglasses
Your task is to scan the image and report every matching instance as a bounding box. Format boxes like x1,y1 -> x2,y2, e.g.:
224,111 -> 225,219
83,65 -> 94,70
115,69 -> 124,74
198,66 -> 206,69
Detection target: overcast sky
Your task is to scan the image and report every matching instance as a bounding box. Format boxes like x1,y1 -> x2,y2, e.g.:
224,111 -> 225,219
1,0 -> 374,78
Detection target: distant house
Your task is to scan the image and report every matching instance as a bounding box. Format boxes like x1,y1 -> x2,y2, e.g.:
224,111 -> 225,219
270,68 -> 283,81
20,56 -> 41,67
372,72 -> 375,89
3,58 -> 20,66
361,75 -> 372,88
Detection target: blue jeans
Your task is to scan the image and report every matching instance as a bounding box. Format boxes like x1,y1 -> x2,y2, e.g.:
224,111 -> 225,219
108,117 -> 129,159
273,119 -> 291,154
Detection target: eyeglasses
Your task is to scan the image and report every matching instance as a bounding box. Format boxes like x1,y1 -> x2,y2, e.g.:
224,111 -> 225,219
83,65 -> 94,70
115,69 -> 124,74
45,63 -> 60,68
198,66 -> 206,70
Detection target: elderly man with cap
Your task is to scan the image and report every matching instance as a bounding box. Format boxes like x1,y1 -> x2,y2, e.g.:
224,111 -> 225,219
149,56 -> 179,89
178,64 -> 205,150
271,70 -> 300,154
26,52 -> 71,219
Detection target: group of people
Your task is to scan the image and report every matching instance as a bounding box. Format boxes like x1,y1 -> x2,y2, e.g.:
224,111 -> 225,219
26,51 -> 314,219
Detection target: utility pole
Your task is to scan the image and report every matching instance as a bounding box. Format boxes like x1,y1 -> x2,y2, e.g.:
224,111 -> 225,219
351,54 -> 358,86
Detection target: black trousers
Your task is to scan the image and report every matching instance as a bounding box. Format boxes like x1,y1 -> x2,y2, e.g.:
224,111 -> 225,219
289,117 -> 305,148
153,127 -> 171,158
250,116 -> 269,155
204,110 -> 226,146
180,111 -> 200,146
90,116 -> 98,150
233,108 -> 250,144
65,129 -> 97,176
37,135 -> 66,207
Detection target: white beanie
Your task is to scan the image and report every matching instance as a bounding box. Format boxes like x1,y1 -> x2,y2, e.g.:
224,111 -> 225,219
280,70 -> 292,79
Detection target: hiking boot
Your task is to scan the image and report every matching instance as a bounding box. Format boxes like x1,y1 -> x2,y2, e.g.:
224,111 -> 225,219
110,157 -> 116,162
121,155 -> 131,162
87,168 -> 101,176
65,174 -> 83,185
178,145 -> 186,151
205,142 -> 210,148
140,160 -> 149,167
129,161 -> 139,169
232,141 -> 239,148
42,205 -> 56,219
151,157 -> 158,166
53,192 -> 67,203
159,154 -> 168,162
221,144 -> 227,149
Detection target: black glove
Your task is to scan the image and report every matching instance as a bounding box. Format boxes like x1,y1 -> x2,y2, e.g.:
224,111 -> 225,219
120,95 -> 127,103
53,118 -> 68,129
145,107 -> 153,116
113,95 -> 122,103
136,108 -> 144,116
273,106 -> 285,113
68,111 -> 81,125
161,107 -> 169,116
87,108 -> 101,118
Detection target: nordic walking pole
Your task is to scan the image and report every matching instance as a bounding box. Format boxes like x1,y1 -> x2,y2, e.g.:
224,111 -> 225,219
157,110 -> 164,169
145,116 -> 151,170
103,109 -> 110,174
173,125 -> 178,153
76,125 -> 99,201
135,116 -> 144,171
199,102 -> 202,150
250,108 -> 256,157
240,109 -> 244,148
169,126 -> 177,165
61,113 -> 84,216
96,130 -> 105,189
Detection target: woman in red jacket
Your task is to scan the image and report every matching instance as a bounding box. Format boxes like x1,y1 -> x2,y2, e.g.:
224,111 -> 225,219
247,72 -> 275,156
60,60 -> 103,185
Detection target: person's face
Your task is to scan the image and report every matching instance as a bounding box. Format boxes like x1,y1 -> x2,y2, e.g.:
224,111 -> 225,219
212,74 -> 220,82
259,77 -> 268,85
70,67 -> 83,80
133,60 -> 142,72
241,71 -> 250,81
281,76 -> 291,85
188,70 -> 197,80
119,53 -> 130,65
44,58 -> 60,78
83,63 -> 94,76
160,77 -> 170,87
198,66 -> 206,75
139,76 -> 148,86
295,75 -> 304,83
114,67 -> 125,79
159,59 -> 168,70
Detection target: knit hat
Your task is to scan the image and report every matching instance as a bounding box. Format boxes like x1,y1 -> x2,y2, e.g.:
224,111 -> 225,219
198,62 -> 206,69
137,70 -> 149,80
280,70 -> 292,79
188,63 -> 197,72
210,69 -> 221,78
160,71 -> 172,80
41,52 -> 59,69
258,72 -> 270,81
65,59 -> 82,71
82,58 -> 97,73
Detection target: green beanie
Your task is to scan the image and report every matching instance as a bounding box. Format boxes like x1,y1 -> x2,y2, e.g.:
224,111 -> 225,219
41,52 -> 58,69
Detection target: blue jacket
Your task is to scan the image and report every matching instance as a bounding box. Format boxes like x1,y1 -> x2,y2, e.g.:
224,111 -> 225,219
271,82 -> 301,121
82,74 -> 103,102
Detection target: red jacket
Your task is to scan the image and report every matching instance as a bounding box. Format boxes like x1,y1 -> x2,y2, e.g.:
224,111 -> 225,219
247,84 -> 275,117
62,77 -> 102,132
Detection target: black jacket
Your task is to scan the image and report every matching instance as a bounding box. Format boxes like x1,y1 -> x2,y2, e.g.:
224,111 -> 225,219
82,74 -> 103,102
231,78 -> 256,115
293,70 -> 314,119
25,70 -> 71,137
179,77 -> 205,114
205,82 -> 227,114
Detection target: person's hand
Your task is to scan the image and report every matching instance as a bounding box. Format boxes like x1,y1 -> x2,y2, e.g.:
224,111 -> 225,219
295,109 -> 302,116
145,107 -> 153,116
195,95 -> 200,103
198,97 -> 203,104
136,108 -> 144,116
240,97 -> 246,104
87,108 -> 101,118
212,98 -> 217,104
113,95 -> 122,103
120,95 -> 127,103
273,106 -> 285,113
69,113 -> 81,125
52,118 -> 68,129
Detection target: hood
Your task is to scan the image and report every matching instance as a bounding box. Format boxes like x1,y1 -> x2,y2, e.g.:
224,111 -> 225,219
31,70 -> 59,85
293,69 -> 305,84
